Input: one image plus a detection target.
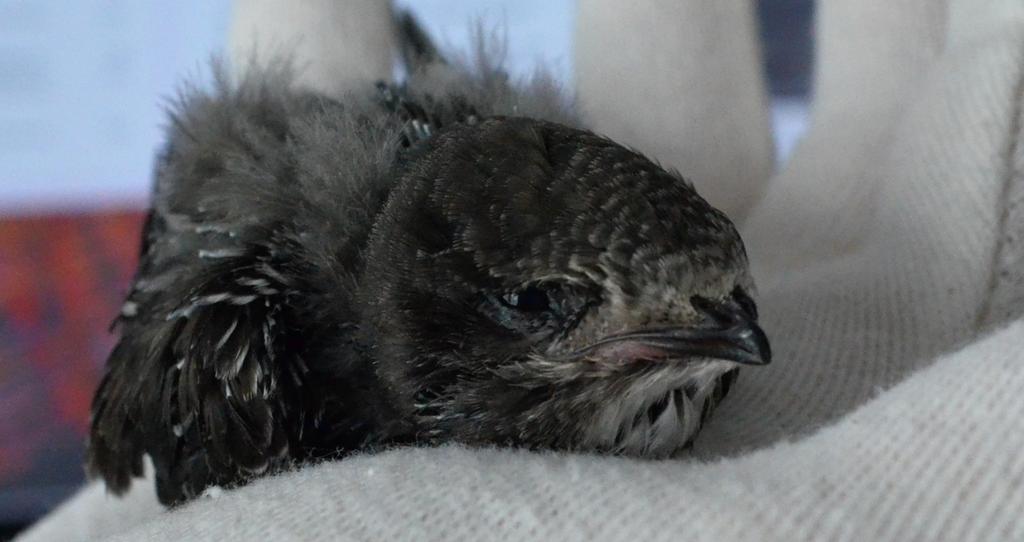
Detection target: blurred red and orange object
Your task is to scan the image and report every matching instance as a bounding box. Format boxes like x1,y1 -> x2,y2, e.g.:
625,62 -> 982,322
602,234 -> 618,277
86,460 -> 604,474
0,211 -> 143,489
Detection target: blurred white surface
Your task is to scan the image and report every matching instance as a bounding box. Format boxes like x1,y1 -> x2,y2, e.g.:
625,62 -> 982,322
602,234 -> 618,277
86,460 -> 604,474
0,1 -> 231,215
0,1 -> 805,215
771,97 -> 810,161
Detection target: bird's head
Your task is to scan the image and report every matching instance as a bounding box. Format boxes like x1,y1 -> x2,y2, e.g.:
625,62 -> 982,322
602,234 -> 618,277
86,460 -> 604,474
361,117 -> 769,456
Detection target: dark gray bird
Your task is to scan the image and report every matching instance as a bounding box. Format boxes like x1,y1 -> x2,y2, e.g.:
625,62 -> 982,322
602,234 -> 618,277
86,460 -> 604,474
87,18 -> 770,505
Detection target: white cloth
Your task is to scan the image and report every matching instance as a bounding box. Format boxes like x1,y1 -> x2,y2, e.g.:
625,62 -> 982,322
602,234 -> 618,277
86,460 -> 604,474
20,321 -> 1024,542
18,0 -> 1024,540
575,0 -> 775,221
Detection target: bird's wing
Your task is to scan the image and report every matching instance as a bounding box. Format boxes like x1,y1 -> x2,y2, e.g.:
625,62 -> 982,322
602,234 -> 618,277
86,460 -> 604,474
389,8 -> 580,138
88,182 -> 300,505
87,71 -> 380,504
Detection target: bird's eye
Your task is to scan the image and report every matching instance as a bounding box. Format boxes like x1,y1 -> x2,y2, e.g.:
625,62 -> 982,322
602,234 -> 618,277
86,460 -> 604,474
502,286 -> 551,312
483,282 -> 595,340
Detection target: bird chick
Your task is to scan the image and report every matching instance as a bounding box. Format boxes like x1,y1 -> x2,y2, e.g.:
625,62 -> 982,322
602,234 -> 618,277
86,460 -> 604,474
87,25 -> 770,505
365,117 -> 769,456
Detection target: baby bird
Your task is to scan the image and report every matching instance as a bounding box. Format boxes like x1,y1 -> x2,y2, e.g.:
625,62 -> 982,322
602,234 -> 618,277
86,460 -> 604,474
87,21 -> 770,505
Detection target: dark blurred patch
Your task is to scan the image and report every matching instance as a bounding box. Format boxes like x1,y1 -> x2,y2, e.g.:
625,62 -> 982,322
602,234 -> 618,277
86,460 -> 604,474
0,211 -> 144,525
758,0 -> 814,97
1,523 -> 27,541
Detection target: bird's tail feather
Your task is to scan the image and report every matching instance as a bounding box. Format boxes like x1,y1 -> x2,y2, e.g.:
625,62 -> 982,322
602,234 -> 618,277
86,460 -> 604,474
394,9 -> 446,75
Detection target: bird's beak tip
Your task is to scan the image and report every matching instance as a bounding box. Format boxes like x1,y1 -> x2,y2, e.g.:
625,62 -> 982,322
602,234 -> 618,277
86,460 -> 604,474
575,297 -> 772,367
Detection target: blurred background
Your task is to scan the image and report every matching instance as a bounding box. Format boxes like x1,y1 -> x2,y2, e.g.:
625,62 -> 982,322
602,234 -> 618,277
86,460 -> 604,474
0,0 -> 812,536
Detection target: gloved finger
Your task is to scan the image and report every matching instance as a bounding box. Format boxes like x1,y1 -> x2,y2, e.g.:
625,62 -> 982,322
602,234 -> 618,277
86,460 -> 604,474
574,0 -> 774,223
743,0 -> 949,270
228,0 -> 395,97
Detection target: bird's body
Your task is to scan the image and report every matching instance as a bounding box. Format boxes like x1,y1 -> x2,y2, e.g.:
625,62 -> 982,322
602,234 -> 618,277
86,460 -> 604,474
88,27 -> 770,505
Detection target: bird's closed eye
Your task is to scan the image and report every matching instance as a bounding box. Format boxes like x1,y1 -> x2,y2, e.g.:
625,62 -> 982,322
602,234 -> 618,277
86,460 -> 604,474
483,283 -> 594,339
501,286 -> 552,312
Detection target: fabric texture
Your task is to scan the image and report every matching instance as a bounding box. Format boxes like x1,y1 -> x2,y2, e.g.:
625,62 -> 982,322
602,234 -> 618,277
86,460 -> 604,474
17,0 -> 1024,540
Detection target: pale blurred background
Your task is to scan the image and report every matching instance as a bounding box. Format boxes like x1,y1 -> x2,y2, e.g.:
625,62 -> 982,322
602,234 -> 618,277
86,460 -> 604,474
0,0 -> 811,536
0,0 -> 810,215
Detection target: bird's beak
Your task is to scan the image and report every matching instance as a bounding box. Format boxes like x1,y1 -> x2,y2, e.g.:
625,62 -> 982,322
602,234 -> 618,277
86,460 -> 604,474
571,296 -> 771,366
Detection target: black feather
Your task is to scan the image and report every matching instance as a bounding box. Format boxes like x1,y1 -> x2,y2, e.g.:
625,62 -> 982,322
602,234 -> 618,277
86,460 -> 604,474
395,9 -> 444,73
